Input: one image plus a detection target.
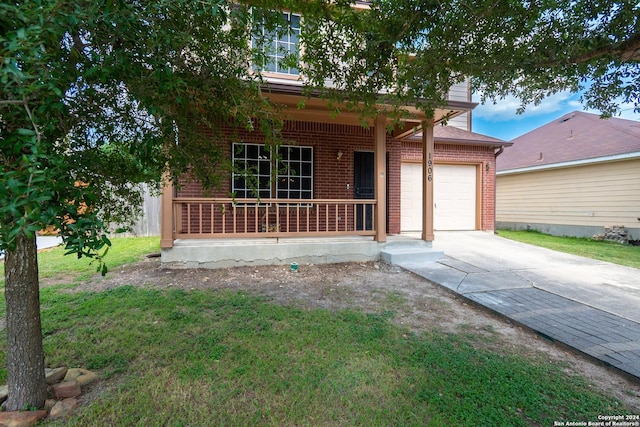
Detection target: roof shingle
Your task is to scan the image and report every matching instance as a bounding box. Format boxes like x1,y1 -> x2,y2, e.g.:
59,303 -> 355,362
408,125 -> 510,147
496,111 -> 640,171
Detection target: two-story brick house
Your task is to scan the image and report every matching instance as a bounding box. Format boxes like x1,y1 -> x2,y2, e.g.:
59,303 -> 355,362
159,8 -> 510,268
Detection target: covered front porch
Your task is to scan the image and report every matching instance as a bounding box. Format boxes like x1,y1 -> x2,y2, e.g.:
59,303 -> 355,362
159,85 -> 475,268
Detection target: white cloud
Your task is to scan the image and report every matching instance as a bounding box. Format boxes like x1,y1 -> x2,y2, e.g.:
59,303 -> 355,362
567,100 -> 583,109
617,102 -> 640,121
472,87 -> 640,141
473,88 -> 640,124
472,90 -> 577,122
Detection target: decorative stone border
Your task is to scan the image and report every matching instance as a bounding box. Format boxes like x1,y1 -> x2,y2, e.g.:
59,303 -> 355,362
0,367 -> 97,426
592,225 -> 629,244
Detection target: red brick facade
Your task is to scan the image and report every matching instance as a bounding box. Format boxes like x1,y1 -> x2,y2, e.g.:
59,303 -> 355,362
177,120 -> 496,235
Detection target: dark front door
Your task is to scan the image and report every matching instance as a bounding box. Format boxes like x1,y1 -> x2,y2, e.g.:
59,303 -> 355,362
354,151 -> 374,231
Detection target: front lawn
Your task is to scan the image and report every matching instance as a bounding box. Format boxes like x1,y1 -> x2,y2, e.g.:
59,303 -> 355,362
0,237 -> 634,425
0,236 -> 160,288
1,286 -> 625,426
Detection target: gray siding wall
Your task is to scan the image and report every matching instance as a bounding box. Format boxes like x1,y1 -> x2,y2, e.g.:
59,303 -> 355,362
447,113 -> 469,131
448,81 -> 469,101
447,81 -> 470,131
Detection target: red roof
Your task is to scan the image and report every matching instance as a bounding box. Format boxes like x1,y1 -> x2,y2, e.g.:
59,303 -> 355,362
497,111 -> 640,171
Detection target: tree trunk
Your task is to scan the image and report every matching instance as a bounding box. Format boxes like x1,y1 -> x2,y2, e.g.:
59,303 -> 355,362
3,233 -> 47,411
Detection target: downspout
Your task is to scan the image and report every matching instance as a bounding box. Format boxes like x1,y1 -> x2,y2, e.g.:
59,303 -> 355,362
493,146 -> 505,234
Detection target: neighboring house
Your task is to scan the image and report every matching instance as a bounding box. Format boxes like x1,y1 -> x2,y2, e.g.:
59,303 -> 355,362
496,111 -> 640,240
159,9 -> 510,268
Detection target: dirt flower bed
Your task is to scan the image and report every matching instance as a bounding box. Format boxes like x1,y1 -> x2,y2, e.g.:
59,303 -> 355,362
74,258 -> 640,411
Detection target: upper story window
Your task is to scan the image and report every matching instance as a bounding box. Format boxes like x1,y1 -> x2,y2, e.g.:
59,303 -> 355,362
252,12 -> 301,76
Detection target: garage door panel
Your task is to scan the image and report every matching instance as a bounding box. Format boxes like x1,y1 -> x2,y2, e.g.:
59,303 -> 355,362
400,163 -> 423,231
435,165 -> 476,230
401,163 -> 476,232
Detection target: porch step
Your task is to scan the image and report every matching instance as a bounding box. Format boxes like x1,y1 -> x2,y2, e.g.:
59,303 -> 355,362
380,245 -> 444,265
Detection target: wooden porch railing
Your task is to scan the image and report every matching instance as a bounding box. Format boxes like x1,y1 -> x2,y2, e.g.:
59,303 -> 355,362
171,198 -> 377,239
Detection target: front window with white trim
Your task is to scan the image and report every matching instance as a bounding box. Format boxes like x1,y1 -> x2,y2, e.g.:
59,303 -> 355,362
232,143 -> 313,200
277,145 -> 313,199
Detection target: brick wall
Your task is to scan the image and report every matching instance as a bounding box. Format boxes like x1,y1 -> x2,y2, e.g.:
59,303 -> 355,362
176,120 -> 402,234
401,141 -> 496,231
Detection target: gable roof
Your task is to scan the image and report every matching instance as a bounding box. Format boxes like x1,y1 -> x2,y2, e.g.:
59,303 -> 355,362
497,111 -> 640,172
406,125 -> 510,148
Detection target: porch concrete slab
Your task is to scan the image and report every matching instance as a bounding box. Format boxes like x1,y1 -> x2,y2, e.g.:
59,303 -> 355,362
405,231 -> 640,380
162,237 -> 385,269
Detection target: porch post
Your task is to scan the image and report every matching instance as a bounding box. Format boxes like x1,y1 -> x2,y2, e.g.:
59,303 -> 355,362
422,120 -> 435,241
160,174 -> 174,249
374,113 -> 387,242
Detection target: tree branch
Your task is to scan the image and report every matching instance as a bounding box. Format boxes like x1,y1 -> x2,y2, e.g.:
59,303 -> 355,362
614,33 -> 640,62
536,32 -> 640,68
22,97 -> 41,144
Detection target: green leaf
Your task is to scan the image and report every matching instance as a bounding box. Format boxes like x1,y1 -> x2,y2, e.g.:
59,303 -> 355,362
51,86 -> 63,97
16,128 -> 36,136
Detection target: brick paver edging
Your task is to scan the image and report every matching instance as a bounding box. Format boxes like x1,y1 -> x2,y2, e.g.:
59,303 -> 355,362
464,287 -> 640,379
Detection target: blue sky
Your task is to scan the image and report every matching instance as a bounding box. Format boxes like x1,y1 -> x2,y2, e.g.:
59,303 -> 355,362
471,90 -> 640,141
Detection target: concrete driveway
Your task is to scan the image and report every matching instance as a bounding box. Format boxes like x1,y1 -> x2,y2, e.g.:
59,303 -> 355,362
431,231 -> 640,323
400,231 -> 640,378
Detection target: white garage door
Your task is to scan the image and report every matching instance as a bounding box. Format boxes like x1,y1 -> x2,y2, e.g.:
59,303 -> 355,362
434,164 -> 477,230
400,163 -> 423,231
401,163 -> 477,231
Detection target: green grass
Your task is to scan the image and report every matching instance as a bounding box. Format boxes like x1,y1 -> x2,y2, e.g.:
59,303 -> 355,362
0,286 -> 623,426
497,229 -> 640,269
0,236 -> 633,425
0,236 -> 160,287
